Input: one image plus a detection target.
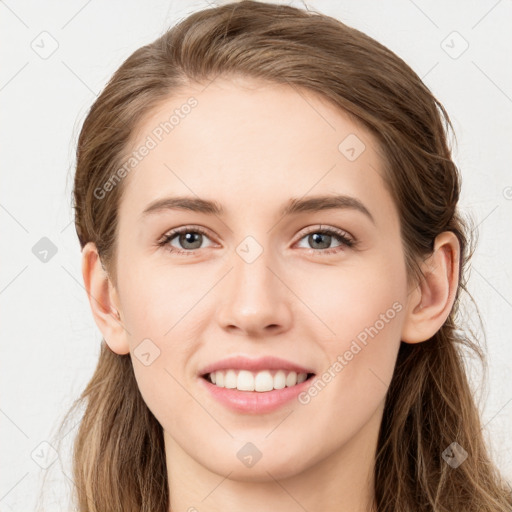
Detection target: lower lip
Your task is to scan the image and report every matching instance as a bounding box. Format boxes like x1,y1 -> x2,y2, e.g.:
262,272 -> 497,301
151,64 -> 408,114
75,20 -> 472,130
198,375 -> 315,414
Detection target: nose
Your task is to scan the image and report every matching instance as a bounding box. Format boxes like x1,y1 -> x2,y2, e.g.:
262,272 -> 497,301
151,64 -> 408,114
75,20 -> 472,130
216,246 -> 293,337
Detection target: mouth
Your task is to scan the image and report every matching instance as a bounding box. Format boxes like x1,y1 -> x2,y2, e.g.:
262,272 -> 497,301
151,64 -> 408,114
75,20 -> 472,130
201,369 -> 317,392
198,368 -> 317,414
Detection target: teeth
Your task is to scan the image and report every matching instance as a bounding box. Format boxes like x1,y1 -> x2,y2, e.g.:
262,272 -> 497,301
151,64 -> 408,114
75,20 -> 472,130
297,372 -> 307,384
207,369 -> 310,392
274,370 -> 286,389
224,369 -> 237,389
286,371 -> 297,387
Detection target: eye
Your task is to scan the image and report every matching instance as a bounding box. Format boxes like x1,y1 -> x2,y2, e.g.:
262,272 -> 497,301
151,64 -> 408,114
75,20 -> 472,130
158,224 -> 356,257
294,225 -> 355,256
158,225 -> 215,256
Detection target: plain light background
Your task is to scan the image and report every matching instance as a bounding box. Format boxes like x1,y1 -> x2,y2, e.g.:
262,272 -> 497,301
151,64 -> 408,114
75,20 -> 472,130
1,0 -> 511,510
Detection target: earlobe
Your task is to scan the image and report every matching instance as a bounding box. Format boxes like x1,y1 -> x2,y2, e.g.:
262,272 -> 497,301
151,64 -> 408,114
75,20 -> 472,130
401,231 -> 460,344
81,242 -> 130,355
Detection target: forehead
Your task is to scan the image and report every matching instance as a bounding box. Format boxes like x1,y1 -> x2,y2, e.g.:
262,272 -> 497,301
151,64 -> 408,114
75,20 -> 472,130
117,77 -> 397,227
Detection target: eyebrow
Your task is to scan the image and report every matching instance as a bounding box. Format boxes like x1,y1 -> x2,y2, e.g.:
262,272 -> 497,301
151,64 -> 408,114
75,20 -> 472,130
140,194 -> 375,224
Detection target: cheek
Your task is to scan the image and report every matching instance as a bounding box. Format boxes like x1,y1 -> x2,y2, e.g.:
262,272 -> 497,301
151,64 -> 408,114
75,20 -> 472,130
301,256 -> 405,410
127,320 -> 196,437
113,277 -> 174,410
120,262 -> 201,339
302,253 -> 405,341
118,265 -> 209,424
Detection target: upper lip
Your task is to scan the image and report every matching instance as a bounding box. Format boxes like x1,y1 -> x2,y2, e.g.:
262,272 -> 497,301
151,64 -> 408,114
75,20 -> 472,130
199,355 -> 315,376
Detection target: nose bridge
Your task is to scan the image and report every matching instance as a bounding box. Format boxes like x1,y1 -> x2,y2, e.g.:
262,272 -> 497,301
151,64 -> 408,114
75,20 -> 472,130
216,234 -> 291,335
234,240 -> 274,300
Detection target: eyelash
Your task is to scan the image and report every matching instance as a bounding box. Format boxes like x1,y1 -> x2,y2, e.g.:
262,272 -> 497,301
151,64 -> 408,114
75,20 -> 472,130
157,225 -> 356,257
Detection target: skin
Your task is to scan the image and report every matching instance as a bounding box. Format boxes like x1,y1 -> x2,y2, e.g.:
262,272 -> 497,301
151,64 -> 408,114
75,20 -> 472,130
82,76 -> 459,512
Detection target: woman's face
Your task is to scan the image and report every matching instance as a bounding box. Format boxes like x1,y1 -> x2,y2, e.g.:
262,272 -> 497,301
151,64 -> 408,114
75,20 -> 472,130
105,77 -> 412,480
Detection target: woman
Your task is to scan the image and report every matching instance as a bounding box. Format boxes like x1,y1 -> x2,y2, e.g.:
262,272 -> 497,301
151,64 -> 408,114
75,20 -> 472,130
55,1 -> 512,510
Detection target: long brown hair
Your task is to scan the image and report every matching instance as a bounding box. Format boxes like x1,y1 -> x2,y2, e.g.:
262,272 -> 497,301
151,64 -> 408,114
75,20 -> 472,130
44,1 -> 512,510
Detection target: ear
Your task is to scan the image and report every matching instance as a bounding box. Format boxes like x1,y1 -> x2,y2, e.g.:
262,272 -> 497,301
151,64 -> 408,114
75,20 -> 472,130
401,231 -> 460,344
81,241 -> 130,355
